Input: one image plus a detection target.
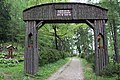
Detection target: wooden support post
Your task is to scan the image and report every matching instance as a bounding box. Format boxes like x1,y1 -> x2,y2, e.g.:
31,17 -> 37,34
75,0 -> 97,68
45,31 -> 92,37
24,21 -> 38,74
94,20 -> 108,75
94,20 -> 109,75
94,20 -> 99,75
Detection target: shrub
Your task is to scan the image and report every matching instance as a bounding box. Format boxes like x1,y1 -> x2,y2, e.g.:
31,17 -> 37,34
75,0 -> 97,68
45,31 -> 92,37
80,53 -> 85,58
39,46 -> 70,66
86,53 -> 95,63
100,63 -> 120,79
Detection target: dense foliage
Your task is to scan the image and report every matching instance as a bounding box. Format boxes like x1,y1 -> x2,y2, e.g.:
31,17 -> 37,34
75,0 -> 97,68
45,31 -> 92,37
0,0 -> 11,43
39,46 -> 70,66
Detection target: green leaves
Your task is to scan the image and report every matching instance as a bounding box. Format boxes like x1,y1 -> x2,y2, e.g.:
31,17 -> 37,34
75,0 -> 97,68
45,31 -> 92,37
0,58 -> 19,67
0,0 -> 11,43
74,25 -> 94,56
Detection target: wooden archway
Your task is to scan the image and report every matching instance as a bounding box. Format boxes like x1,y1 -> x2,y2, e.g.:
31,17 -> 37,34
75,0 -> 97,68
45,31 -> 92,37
23,2 -> 109,75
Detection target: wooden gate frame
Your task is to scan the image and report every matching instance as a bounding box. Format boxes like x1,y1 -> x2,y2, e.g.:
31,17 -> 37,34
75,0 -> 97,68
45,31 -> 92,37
23,2 -> 109,75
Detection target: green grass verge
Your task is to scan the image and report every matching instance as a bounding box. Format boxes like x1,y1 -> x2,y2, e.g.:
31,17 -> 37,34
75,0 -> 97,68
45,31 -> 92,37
80,58 -> 117,80
34,58 -> 69,80
0,58 -> 69,80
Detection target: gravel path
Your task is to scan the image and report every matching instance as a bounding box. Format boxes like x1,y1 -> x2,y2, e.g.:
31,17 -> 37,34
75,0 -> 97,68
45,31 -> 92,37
47,58 -> 84,80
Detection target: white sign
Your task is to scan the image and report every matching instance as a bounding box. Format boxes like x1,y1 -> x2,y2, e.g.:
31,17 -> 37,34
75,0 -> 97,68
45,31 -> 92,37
56,10 -> 72,17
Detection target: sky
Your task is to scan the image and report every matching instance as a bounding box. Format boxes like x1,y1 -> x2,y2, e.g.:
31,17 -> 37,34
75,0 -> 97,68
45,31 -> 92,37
69,0 -> 100,3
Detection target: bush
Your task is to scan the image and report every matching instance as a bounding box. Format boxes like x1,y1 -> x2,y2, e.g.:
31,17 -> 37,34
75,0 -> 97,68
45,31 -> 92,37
100,63 -> 120,79
80,53 -> 85,58
39,46 -> 70,66
71,53 -> 77,57
86,53 -> 95,63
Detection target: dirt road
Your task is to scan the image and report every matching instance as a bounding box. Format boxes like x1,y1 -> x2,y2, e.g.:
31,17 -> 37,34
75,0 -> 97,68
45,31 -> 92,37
47,58 -> 84,80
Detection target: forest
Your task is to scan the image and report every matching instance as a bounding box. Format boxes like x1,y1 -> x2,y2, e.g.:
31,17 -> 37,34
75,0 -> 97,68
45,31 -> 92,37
0,0 -> 120,80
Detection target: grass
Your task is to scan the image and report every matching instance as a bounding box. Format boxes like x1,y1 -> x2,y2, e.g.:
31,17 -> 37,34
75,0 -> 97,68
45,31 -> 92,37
0,58 -> 69,80
34,58 -> 69,80
0,62 -> 24,80
80,58 -> 117,80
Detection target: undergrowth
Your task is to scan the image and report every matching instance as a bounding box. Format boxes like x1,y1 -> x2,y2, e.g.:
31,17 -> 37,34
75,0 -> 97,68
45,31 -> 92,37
81,58 -> 117,80
0,58 -> 69,80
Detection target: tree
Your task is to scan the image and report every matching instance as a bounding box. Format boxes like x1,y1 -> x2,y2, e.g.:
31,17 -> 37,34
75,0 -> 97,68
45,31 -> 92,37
74,24 -> 94,58
100,0 -> 120,62
0,0 -> 11,43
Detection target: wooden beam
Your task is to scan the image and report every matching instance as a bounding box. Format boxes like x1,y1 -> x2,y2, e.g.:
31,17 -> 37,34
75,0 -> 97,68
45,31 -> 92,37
36,21 -> 45,30
86,20 -> 94,30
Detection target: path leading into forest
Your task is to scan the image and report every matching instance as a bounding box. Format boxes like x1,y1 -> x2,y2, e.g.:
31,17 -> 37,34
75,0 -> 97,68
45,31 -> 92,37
47,58 -> 84,80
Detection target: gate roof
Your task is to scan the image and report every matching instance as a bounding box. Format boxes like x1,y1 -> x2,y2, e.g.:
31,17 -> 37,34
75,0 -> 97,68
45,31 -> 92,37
23,2 -> 108,23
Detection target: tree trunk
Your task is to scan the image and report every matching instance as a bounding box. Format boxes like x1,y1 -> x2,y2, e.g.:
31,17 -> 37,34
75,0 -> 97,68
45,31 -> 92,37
112,19 -> 119,62
109,0 -> 119,63
53,25 -> 58,50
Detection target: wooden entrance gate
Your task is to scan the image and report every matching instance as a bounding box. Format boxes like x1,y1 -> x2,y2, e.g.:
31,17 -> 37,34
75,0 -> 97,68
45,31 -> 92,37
23,3 -> 109,75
